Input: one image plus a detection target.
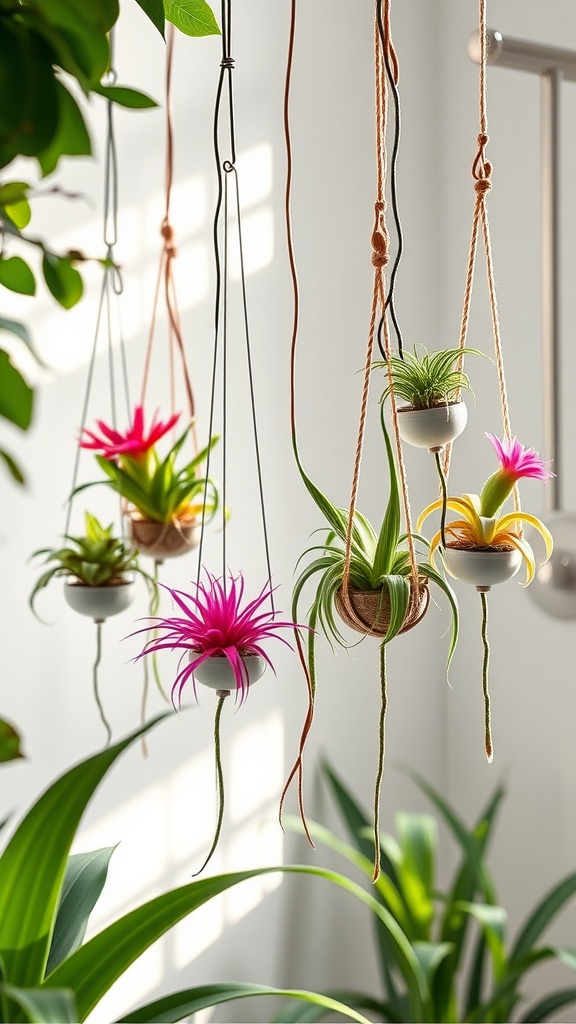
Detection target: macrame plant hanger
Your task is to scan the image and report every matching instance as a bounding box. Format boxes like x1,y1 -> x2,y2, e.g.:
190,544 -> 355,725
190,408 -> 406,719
441,0 -> 520,764
192,0 -> 275,874
282,0 -> 425,880
64,42 -> 132,745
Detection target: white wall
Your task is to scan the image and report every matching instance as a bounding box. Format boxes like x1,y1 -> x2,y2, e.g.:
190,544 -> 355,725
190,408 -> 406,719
1,1 -> 575,1021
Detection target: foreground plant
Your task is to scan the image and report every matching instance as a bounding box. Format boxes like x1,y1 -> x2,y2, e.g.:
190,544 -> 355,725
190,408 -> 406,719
133,572 -> 302,872
284,407 -> 458,879
280,762 -> 576,1024
417,433 -> 554,760
0,715 -> 372,1024
77,405 -> 220,560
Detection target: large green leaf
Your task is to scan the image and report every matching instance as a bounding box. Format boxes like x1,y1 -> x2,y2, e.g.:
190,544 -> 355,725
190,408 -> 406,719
274,991 -> 399,1024
394,813 -> 436,939
37,80 -> 92,178
29,0 -> 114,85
41,252 -> 83,309
134,0 -> 165,36
0,351 -> 33,430
46,847 -> 116,974
0,257 -> 36,296
2,983 -> 77,1023
43,865 -> 430,1022
457,902 -> 507,982
164,0 -> 220,36
0,714 -> 170,987
119,982 -> 372,1024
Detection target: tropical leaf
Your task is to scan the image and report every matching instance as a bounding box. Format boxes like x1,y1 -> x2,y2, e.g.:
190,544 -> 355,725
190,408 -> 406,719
2,983 -> 77,1023
42,252 -> 83,309
133,0 -> 165,36
0,714 -> 170,987
46,847 -> 116,973
520,986 -> 576,1023
164,0 -> 220,37
510,872 -> 576,964
0,351 -> 33,430
93,85 -> 158,109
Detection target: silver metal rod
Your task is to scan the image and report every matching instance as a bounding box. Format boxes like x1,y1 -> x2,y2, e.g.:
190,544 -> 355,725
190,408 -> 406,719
541,69 -> 561,511
468,28 -> 576,81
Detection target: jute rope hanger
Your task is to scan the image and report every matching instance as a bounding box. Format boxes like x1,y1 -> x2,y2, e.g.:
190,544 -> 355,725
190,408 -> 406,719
441,0 -> 520,517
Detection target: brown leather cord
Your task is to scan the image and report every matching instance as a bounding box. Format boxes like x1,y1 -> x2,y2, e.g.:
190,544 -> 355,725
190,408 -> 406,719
442,0 -> 520,515
140,25 -> 198,451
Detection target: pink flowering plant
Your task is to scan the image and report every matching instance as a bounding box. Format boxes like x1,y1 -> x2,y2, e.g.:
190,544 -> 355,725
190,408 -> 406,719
77,405 -> 219,525
131,571 -> 304,872
418,432 -> 554,583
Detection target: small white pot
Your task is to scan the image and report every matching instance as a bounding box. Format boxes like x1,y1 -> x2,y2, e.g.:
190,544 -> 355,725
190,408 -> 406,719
191,653 -> 267,693
397,401 -> 468,451
64,578 -> 136,620
442,547 -> 522,588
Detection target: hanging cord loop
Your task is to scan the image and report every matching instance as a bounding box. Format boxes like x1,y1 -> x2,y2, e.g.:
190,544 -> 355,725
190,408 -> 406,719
442,0 -> 520,514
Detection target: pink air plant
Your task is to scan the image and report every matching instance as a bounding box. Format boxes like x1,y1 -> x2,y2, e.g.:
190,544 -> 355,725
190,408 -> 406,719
80,405 -> 180,461
133,572 -> 303,706
479,433 -> 554,518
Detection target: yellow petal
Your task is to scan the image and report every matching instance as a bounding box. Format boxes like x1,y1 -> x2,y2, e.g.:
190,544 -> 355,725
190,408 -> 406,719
502,532 -> 536,586
497,512 -> 554,561
417,495 -> 481,534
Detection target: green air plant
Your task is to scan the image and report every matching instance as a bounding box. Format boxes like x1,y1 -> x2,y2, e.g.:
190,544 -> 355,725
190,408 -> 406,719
283,406 -> 459,880
0,714 -> 392,1024
279,762 -> 576,1024
374,346 -> 480,411
29,511 -> 153,617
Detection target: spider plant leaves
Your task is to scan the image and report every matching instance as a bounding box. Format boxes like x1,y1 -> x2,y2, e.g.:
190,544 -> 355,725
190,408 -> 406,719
373,406 -> 401,579
374,347 -> 484,409
274,990 -> 399,1024
455,902 -> 507,982
42,865 -> 427,1023
510,871 -> 576,964
46,847 -> 116,974
120,982 -> 373,1024
0,714 -> 170,988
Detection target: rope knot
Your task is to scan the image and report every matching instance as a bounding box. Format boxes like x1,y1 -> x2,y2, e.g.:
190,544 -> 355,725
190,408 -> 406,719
472,133 -> 492,192
161,221 -> 177,258
474,177 -> 492,194
371,200 -> 390,268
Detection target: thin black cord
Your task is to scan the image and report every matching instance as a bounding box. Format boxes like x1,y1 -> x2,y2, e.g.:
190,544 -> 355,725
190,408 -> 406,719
375,0 -> 404,359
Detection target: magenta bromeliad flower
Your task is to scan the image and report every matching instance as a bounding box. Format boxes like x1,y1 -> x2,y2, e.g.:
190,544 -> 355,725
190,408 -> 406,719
80,405 -> 180,461
133,572 -> 302,706
479,433 -> 554,517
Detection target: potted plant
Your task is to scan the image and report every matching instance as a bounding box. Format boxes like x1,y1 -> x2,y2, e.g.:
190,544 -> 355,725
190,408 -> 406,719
30,511 -> 153,623
132,571 -> 303,872
284,406 -> 459,878
417,432 -> 554,761
78,405 -> 220,561
373,346 -> 481,451
281,761 -> 576,1024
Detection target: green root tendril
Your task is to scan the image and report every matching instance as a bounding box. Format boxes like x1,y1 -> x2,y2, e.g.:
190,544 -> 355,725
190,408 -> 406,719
194,691 -> 229,876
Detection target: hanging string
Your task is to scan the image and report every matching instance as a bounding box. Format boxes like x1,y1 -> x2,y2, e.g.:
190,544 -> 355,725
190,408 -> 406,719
65,39 -> 131,538
140,24 -> 198,450
196,0 -> 274,611
340,0 -> 419,631
442,0 -> 520,516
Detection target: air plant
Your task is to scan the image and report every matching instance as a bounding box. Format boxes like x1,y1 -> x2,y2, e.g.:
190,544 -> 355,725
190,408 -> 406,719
284,406 -> 459,880
77,405 -> 220,546
132,571 -> 303,872
417,432 -> 554,762
373,345 -> 481,411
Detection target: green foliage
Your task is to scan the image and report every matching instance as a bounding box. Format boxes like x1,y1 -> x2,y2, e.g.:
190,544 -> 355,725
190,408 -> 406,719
293,405 -> 459,665
374,347 -> 483,410
78,429 -> 221,525
134,0 -> 220,38
280,764 -> 576,1024
0,715 -> 374,1024
29,511 -> 154,616
0,719 -> 24,764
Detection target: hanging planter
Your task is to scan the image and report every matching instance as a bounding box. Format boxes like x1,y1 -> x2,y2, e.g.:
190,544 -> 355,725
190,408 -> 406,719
373,347 -> 482,451
127,509 -> 200,560
417,433 -> 553,762
30,511 -> 152,622
335,575 -> 430,637
133,572 -> 302,872
64,578 -> 136,620
77,405 -> 220,562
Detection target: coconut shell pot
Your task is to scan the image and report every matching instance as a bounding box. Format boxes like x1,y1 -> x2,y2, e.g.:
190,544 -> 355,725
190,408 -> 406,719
128,511 -> 200,560
335,577 -> 430,638
64,578 -> 136,620
397,400 -> 468,451
191,653 -> 267,692
442,546 -> 522,589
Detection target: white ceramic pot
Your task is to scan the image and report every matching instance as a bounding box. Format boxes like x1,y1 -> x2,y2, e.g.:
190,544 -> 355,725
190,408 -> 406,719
64,578 -> 136,620
397,401 -> 468,451
442,547 -> 522,588
191,653 -> 267,693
